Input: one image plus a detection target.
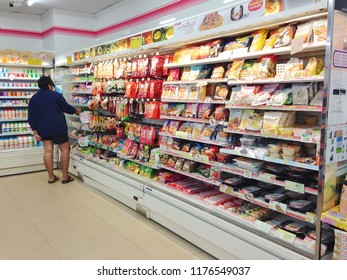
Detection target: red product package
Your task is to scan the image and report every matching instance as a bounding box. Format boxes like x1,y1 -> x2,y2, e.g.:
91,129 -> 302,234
140,125 -> 148,144
143,79 -> 151,98
146,126 -> 156,146
124,81 -> 138,98
155,80 -> 163,99
138,57 -> 150,78
120,138 -> 134,156
137,81 -> 146,98
115,126 -> 124,138
150,55 -> 165,77
163,55 -> 173,76
131,58 -> 139,78
167,68 -> 181,81
129,143 -> 139,159
145,101 -> 160,119
148,80 -> 156,99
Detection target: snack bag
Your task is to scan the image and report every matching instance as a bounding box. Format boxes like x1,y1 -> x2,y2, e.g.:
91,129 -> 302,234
198,103 -> 213,119
252,84 -> 279,106
240,60 -> 255,79
181,67 -> 191,81
211,65 -> 225,79
228,110 -> 243,130
305,57 -> 318,76
145,102 -> 160,119
245,111 -> 264,131
150,55 -> 164,77
267,88 -> 293,106
215,129 -> 229,142
251,55 -> 278,78
201,125 -> 216,140
211,106 -> 229,122
168,104 -> 186,117
162,85 -> 171,99
249,29 -> 269,52
162,121 -> 171,133
313,18 -> 327,42
182,103 -> 198,118
294,21 -> 314,43
189,66 -> 204,80
178,85 -> 191,99
182,160 -> 195,172
192,123 -> 206,138
167,68 -> 181,81
292,83 -> 310,105
168,121 -> 181,135
214,84 -> 229,100
226,60 -> 245,80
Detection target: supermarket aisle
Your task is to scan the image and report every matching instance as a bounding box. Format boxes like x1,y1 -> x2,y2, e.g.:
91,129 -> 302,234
0,171 -> 216,260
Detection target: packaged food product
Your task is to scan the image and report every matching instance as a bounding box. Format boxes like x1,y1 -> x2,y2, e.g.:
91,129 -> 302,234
226,60 -> 245,80
282,145 -> 296,156
181,142 -> 191,153
150,55 -> 164,77
240,136 -> 257,147
305,57 -> 318,76
181,67 -> 191,81
228,109 -> 243,130
313,18 -> 327,42
211,106 -> 229,122
215,129 -> 229,142
167,68 -> 181,81
197,104 -> 213,119
174,158 -> 185,170
249,29 -> 269,52
288,200 -> 316,212
252,84 -> 279,106
192,123 -> 206,138
264,192 -> 287,203
161,85 -> 171,99
267,25 -> 296,49
171,139 -> 181,151
168,121 -> 181,135
292,83 -> 310,105
197,68 -> 212,79
178,122 -> 193,133
189,66 -> 204,80
267,88 -> 293,106
226,36 -> 253,51
230,85 -> 260,105
240,186 -> 263,198
162,120 -> 171,133
245,111 -> 263,131
177,85 -> 190,99
233,157 -> 263,171
294,21 -> 314,43
145,101 -> 160,119
214,84 -> 229,100
182,160 -> 195,172
209,40 -> 222,58
240,60 -> 256,79
280,221 -> 311,236
211,65 -> 225,79
251,55 -> 278,78
167,156 -> 177,168
201,145 -> 219,161
182,103 -> 198,118
201,125 -> 216,139
199,44 -> 211,60
196,164 -> 211,178
190,143 -> 202,156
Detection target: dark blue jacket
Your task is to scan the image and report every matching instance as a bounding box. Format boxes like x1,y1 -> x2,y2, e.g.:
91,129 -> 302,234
28,88 -> 76,138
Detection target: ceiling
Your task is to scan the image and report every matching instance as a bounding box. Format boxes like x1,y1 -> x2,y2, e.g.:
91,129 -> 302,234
0,0 -> 126,15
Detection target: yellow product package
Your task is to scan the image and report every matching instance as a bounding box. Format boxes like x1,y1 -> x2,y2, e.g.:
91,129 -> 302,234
250,29 -> 269,52
305,57 -> 318,76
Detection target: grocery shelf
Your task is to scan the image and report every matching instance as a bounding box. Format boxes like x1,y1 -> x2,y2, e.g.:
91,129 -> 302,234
159,148 -> 221,167
163,78 -> 227,85
69,103 -> 89,108
219,148 -> 319,171
164,41 -> 326,69
68,80 -> 94,84
0,96 -> 31,99
0,105 -> 28,108
70,92 -> 93,95
0,87 -> 38,90
218,186 -> 316,224
0,131 -> 33,136
158,164 -> 221,187
223,128 -> 317,144
159,132 -> 228,147
227,76 -> 324,85
0,77 -> 38,81
117,154 -> 159,169
0,118 -> 28,122
161,98 -> 226,104
88,141 -> 119,153
221,165 -> 318,196
0,63 -> 52,68
225,104 -> 323,112
160,115 -> 227,126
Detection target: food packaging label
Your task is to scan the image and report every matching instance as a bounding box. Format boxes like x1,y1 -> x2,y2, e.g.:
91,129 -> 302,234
259,172 -> 276,183
275,228 -> 296,244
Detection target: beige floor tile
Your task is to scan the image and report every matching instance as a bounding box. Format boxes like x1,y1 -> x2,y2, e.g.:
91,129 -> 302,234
31,206 -> 130,259
0,216 -> 41,247
70,240 -> 151,260
0,187 -> 26,222
129,229 -> 200,260
0,235 -> 59,260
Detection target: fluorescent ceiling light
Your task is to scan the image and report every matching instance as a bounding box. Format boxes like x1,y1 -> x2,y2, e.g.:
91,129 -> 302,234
27,0 -> 38,6
223,0 -> 233,3
159,17 -> 176,25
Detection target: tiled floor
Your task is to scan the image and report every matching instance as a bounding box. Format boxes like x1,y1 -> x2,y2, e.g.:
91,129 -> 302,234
0,170 -> 216,260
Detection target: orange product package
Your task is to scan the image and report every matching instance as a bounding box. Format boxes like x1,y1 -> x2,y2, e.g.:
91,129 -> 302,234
124,81 -> 138,98
265,0 -> 283,15
145,101 -> 160,119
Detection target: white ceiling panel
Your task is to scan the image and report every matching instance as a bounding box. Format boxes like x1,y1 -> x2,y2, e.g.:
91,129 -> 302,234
0,0 -> 127,15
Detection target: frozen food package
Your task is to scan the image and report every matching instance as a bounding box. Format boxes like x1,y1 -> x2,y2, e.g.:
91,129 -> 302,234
267,88 -> 293,106
226,59 -> 245,80
292,83 -> 310,105
313,18 -> 327,42
182,103 -> 198,118
214,84 -> 229,100
249,29 -> 269,52
211,65 -> 225,79
294,21 -> 314,43
228,109 -> 243,130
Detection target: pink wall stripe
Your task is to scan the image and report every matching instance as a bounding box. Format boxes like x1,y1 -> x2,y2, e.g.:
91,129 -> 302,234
0,0 -> 208,39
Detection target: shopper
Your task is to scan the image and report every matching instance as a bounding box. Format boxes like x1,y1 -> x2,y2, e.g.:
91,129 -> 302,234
28,75 -> 81,184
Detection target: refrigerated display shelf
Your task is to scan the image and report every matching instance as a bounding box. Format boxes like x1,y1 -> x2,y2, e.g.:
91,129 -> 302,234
0,87 -> 38,90
219,148 -> 319,171
158,163 -> 221,187
0,96 -> 31,99
223,128 -> 317,144
159,132 -> 228,147
0,118 -> 27,122
0,77 -> 38,81
225,104 -> 323,112
117,154 -> 159,169
160,115 -> 227,125
0,131 -> 32,136
161,98 -> 225,104
0,105 -> 28,108
227,76 -> 324,85
88,141 -> 119,153
163,78 -> 227,85
164,41 -> 326,69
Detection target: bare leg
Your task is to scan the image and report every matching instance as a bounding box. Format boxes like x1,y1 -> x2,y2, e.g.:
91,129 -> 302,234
58,141 -> 71,181
42,140 -> 55,181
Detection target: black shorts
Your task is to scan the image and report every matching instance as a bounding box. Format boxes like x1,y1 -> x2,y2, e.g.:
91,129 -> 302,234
42,134 -> 69,145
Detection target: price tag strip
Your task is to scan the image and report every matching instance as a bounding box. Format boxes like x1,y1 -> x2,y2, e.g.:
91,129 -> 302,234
254,220 -> 273,234
285,180 -> 305,194
275,228 -> 296,244
259,172 -> 276,183
220,185 -> 234,195
305,212 -> 317,223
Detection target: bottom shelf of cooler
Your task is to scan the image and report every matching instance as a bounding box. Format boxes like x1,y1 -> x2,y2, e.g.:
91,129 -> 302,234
0,146 -> 59,176
70,152 -> 326,260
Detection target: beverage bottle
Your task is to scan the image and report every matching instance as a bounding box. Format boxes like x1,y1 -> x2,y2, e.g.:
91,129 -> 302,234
10,123 -> 14,133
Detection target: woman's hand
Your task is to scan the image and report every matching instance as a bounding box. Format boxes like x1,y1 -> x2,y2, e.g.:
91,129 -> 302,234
33,132 -> 42,142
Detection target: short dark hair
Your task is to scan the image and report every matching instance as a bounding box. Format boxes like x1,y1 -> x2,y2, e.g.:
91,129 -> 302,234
38,75 -> 55,89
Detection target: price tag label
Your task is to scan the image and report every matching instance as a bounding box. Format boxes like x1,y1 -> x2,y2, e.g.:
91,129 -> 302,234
305,212 -> 317,223
204,97 -> 212,103
243,170 -> 253,179
194,154 -> 202,161
275,229 -> 296,244
254,220 -> 273,234
178,55 -> 192,64
254,149 -> 265,160
301,133 -> 313,143
259,172 -> 276,183
9,74 -> 16,81
218,50 -> 232,59
291,36 -> 304,55
285,180 -> 305,194
175,131 -> 188,138
220,185 -> 234,195
269,201 -> 287,214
